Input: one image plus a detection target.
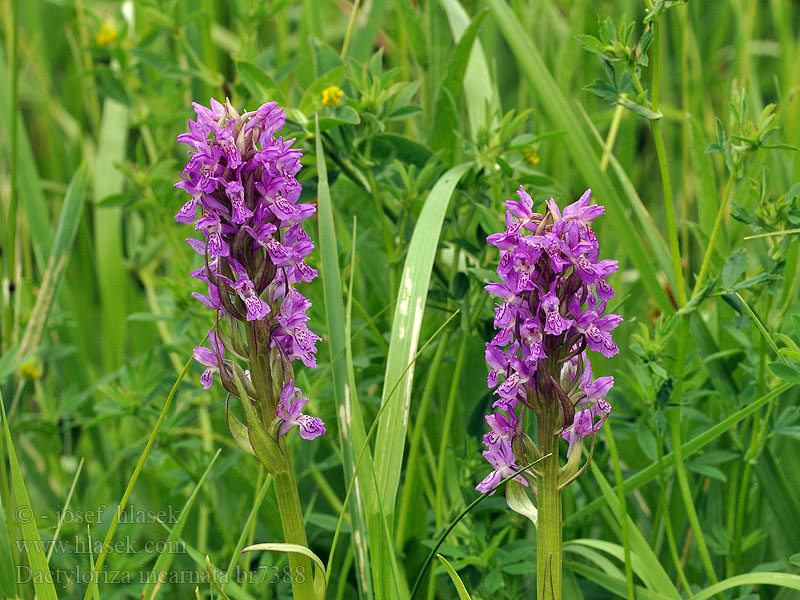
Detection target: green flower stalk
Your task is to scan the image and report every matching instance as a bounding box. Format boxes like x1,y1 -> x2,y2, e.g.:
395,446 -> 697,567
176,98 -> 324,599
480,187 -> 621,599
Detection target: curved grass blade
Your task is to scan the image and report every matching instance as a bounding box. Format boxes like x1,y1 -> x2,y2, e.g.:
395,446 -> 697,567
566,563 -> 678,600
0,390 -> 58,600
566,540 -> 658,594
436,554 -> 473,600
326,310 -> 460,581
692,573 -> 800,600
371,162 -> 470,513
242,543 -> 327,599
369,162 -> 470,596
591,460 -> 701,599
409,457 -> 547,599
314,116 -> 375,597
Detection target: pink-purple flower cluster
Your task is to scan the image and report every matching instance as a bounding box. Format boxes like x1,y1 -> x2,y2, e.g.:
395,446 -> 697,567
176,98 -> 325,441
477,187 -> 620,493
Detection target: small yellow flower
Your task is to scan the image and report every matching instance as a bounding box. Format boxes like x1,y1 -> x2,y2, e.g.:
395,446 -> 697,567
96,21 -> 118,46
19,357 -> 43,381
321,85 -> 344,107
522,147 -> 540,165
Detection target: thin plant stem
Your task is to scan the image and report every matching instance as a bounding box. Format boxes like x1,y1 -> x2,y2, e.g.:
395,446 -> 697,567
600,104 -> 625,172
678,6 -> 692,275
657,435 -> 692,594
2,0 -> 19,352
340,0 -> 362,60
650,20 -> 687,306
692,175 -> 735,297
605,425 -> 634,600
670,320 -> 721,593
731,330 -> 767,572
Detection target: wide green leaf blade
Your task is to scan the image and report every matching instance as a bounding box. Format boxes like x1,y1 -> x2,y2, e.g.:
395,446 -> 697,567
369,163 -> 470,598
371,162 -> 471,511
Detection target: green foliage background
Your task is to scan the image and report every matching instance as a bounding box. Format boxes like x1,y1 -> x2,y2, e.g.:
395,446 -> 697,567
1,0 -> 800,598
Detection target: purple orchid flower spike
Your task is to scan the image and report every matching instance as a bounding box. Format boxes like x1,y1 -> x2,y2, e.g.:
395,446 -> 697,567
477,186 -> 621,498
276,381 -> 326,440
176,99 -> 324,443
177,97 -> 327,600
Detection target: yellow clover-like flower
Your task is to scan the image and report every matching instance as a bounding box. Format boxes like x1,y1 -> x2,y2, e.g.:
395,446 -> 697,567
321,85 -> 344,107
96,21 -> 118,46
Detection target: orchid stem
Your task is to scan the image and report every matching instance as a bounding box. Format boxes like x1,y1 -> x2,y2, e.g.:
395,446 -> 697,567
272,457 -> 317,600
537,404 -> 562,600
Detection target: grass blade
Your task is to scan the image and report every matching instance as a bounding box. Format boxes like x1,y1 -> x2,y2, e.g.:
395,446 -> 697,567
314,116 -> 375,597
566,563 -> 679,600
436,554 -> 473,600
0,391 -> 58,600
692,573 -> 800,600
93,99 -> 130,370
371,162 -> 470,515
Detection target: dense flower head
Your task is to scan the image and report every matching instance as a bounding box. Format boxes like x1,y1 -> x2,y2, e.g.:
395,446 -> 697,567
178,98 -> 324,440
477,187 -> 620,492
